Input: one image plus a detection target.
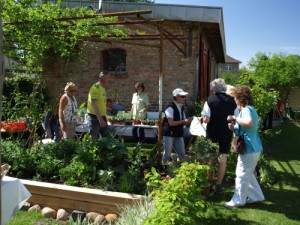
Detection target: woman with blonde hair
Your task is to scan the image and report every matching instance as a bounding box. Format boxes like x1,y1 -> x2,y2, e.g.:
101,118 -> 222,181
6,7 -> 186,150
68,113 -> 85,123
59,82 -> 78,139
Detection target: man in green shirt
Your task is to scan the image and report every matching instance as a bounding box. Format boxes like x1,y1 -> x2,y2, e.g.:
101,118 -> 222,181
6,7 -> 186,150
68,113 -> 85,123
87,72 -> 111,140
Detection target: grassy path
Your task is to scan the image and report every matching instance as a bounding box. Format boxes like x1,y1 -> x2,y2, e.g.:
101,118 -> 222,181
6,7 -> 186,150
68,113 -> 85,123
205,123 -> 300,225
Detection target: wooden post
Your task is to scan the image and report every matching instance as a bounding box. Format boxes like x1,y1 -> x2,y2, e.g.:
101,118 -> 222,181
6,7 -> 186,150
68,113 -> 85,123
156,22 -> 163,166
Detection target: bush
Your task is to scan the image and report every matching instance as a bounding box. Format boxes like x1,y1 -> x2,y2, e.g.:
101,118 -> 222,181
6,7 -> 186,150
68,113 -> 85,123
1,141 -> 35,178
294,111 -> 300,121
144,162 -> 209,225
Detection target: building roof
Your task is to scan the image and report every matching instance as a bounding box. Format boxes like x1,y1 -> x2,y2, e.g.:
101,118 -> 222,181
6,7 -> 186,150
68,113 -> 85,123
225,55 -> 241,64
50,1 -> 226,62
101,1 -> 226,62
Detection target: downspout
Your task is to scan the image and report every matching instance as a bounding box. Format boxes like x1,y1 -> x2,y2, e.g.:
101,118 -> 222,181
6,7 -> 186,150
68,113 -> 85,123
0,3 -> 5,222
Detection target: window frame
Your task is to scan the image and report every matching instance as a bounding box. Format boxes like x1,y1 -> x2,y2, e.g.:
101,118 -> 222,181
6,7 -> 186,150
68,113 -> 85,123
102,48 -> 128,76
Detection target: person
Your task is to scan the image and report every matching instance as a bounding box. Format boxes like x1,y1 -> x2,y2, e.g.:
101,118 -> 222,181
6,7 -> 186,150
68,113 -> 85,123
131,82 -> 150,142
201,78 -> 237,195
225,86 -> 265,207
162,88 -> 193,164
87,71 -> 111,140
106,98 -> 118,116
226,84 -> 237,97
42,110 -> 60,142
59,82 -> 78,139
1,164 -> 10,175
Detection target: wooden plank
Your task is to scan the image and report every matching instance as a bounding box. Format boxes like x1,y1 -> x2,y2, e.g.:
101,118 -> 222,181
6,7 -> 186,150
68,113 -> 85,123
21,179 -> 145,215
28,195 -> 118,215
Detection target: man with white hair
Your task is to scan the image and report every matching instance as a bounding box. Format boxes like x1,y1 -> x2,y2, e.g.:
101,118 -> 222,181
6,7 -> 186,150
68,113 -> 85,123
201,78 -> 237,195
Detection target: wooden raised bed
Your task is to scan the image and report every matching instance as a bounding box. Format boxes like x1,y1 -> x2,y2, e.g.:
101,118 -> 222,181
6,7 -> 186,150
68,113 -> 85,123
21,179 -> 145,215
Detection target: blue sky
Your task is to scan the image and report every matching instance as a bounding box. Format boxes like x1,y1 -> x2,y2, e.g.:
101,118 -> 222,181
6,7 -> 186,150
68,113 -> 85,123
155,0 -> 300,67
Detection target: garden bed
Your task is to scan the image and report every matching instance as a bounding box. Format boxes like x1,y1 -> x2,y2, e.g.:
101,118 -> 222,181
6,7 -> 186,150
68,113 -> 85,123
21,179 -> 145,215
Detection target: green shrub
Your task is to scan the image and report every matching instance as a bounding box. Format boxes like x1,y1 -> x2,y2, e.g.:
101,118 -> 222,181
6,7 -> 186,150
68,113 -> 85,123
257,154 -> 278,187
1,141 -> 35,178
188,136 -> 219,164
29,139 -> 79,179
294,111 -> 300,121
144,162 -> 209,225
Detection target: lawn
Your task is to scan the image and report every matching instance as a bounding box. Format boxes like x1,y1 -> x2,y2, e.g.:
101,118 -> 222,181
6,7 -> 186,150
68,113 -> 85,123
205,123 -> 300,225
6,123 -> 300,225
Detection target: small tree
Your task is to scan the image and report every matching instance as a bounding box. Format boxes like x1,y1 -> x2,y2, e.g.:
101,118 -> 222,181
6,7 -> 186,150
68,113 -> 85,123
248,52 -> 300,114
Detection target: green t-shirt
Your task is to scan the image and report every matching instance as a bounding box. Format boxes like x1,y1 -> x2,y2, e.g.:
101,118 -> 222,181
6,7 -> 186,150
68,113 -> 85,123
87,83 -> 107,116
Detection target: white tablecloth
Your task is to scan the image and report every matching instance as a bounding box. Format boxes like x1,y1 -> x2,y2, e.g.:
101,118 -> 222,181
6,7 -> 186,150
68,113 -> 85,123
1,176 -> 31,225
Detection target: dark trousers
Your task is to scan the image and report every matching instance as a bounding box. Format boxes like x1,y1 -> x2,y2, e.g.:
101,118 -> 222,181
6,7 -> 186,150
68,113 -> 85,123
132,127 -> 145,142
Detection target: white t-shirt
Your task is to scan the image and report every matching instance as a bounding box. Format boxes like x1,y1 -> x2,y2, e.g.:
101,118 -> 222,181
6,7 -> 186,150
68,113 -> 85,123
165,101 -> 186,120
201,101 -> 239,117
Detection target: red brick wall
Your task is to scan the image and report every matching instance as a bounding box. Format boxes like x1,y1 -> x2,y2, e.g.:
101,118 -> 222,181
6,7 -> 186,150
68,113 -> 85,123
44,21 -> 216,112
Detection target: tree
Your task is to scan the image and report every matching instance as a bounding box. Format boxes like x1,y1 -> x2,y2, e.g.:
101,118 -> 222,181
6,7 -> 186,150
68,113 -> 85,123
2,0 -> 127,72
248,52 -> 300,111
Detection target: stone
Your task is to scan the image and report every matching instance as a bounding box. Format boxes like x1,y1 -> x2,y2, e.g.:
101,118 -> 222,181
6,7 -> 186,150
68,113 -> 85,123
42,207 -> 57,219
71,210 -> 86,222
94,214 -> 106,224
105,213 -> 118,223
21,202 -> 31,211
86,212 -> 100,222
28,204 -> 41,213
56,209 -> 69,221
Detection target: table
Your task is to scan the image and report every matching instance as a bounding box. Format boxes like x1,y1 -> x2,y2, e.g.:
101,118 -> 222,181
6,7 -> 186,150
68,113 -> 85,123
1,176 -> 31,225
75,123 -> 158,140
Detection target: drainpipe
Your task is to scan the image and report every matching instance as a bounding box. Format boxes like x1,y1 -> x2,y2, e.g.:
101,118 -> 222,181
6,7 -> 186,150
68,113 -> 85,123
0,4 -> 5,222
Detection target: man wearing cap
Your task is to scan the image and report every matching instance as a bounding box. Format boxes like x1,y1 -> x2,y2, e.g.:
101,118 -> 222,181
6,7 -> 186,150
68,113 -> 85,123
201,78 -> 237,195
162,88 -> 193,164
87,72 -> 111,140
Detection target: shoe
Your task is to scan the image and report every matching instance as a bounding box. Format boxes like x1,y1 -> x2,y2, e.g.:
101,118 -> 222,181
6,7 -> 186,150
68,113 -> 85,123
224,201 -> 245,208
214,184 -> 226,196
246,198 -> 265,204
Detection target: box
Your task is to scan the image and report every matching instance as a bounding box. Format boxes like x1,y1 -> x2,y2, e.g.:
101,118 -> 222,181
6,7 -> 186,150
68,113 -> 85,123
1,121 -> 26,132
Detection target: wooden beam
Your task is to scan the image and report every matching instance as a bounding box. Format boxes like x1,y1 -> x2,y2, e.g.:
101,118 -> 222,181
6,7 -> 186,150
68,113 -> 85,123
162,28 -> 186,57
80,37 -> 160,48
3,10 -> 152,25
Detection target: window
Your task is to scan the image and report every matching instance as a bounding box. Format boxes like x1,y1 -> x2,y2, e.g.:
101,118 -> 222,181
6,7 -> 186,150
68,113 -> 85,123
102,49 -> 127,76
225,64 -> 232,71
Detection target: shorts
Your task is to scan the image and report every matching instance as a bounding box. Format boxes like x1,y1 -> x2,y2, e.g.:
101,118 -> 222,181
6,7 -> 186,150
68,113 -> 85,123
212,139 -> 231,154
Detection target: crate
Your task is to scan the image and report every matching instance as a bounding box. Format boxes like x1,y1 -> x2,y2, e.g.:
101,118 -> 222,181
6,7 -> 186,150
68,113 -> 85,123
1,121 -> 26,132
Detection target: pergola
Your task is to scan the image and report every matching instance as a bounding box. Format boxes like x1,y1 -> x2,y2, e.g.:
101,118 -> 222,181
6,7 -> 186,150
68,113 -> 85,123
0,2 -> 226,220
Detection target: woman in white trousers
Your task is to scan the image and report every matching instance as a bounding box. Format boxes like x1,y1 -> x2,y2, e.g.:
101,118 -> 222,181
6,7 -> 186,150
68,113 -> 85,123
226,86 -> 265,207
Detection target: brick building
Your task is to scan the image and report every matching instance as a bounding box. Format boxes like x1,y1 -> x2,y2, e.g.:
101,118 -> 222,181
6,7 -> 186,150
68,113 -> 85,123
44,1 -> 227,112
218,55 -> 241,76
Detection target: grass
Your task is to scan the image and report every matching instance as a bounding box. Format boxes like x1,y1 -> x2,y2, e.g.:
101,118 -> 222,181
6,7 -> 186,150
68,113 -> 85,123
6,123 -> 300,225
205,123 -> 300,225
6,211 -> 62,225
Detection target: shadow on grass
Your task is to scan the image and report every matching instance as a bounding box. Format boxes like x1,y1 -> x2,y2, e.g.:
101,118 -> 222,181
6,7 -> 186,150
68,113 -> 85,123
245,187 -> 300,221
200,206 -> 261,225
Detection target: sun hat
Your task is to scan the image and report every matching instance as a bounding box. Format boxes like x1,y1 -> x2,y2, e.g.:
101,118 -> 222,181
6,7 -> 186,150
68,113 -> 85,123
172,88 -> 188,97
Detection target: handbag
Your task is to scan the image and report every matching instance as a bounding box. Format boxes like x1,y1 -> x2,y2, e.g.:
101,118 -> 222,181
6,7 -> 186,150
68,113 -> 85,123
231,125 -> 246,154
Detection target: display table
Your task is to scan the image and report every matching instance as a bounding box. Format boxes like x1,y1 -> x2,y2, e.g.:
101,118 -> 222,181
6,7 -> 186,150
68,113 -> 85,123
75,123 -> 158,139
1,176 -> 31,225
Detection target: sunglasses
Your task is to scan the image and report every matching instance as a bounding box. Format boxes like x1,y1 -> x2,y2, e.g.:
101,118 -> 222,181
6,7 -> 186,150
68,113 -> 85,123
178,95 -> 186,98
